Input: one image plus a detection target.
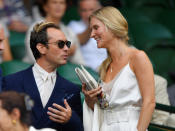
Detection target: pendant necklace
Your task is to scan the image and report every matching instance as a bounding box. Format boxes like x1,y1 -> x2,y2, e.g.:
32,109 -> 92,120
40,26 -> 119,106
110,65 -> 113,73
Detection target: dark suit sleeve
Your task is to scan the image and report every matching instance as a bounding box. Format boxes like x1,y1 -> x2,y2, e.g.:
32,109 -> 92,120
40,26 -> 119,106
2,73 -> 24,92
73,88 -> 83,120
64,84 -> 84,131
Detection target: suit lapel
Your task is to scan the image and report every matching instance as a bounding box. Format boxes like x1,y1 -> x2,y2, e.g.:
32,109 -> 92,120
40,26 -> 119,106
23,66 -> 43,108
22,66 -> 49,126
22,66 -> 46,127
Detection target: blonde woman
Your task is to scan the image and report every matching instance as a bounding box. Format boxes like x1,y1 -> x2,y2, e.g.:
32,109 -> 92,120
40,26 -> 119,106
82,6 -> 155,131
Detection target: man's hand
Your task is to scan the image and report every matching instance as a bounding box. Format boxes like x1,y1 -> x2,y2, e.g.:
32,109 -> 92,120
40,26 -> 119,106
47,99 -> 72,124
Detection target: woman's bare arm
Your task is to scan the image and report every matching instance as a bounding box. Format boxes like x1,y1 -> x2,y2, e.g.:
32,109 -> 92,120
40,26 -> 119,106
132,50 -> 155,131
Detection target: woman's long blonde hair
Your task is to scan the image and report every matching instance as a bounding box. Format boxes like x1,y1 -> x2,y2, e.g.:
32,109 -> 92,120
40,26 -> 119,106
89,6 -> 129,80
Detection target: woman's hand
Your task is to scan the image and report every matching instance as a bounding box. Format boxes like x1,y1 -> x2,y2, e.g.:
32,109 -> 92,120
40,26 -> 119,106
82,83 -> 102,110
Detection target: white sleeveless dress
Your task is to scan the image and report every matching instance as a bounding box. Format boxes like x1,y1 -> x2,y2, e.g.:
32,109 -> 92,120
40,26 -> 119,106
83,63 -> 146,131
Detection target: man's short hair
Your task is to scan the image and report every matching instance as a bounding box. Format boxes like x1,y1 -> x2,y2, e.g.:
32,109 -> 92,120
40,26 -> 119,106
30,21 -> 60,60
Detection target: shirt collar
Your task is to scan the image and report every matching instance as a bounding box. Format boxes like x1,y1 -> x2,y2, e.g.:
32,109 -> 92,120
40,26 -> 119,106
33,63 -> 57,81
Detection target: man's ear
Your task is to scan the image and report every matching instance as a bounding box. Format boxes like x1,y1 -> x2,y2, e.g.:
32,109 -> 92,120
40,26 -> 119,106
11,108 -> 20,121
36,43 -> 47,55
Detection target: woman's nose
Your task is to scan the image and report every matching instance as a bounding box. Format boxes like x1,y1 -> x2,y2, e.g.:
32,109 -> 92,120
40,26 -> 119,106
90,30 -> 95,38
0,42 -> 4,50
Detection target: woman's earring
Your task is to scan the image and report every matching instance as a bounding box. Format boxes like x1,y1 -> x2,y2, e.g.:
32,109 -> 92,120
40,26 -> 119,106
12,120 -> 16,125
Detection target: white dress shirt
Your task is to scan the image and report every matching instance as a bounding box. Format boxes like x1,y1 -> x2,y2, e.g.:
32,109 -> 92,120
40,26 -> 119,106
32,63 -> 56,107
29,126 -> 56,131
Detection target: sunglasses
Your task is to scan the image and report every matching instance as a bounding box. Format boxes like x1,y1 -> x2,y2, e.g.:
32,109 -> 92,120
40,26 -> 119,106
47,40 -> 71,49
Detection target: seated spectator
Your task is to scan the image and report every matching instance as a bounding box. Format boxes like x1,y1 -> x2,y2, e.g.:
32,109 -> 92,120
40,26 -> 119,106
68,0 -> 107,71
0,0 -> 32,32
0,23 -> 12,91
2,21 -> 83,131
23,0 -> 84,65
152,74 -> 170,125
152,74 -> 175,128
0,24 -> 5,91
0,23 -> 13,63
31,0 -> 43,21
0,91 -> 56,131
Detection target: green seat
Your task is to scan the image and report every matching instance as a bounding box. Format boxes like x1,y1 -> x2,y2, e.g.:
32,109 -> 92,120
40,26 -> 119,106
130,22 -> 173,50
146,45 -> 175,85
144,38 -> 175,51
122,0 -> 147,8
62,5 -> 80,25
148,103 -> 175,131
122,0 -> 170,8
80,91 -> 85,105
9,31 -> 25,46
148,125 -> 167,131
141,0 -> 170,8
156,10 -> 175,36
119,8 -> 152,47
0,60 -> 31,76
170,51 -> 175,72
57,62 -> 99,88
11,44 -> 25,60
119,8 -> 152,24
9,31 -> 26,60
139,7 -> 164,22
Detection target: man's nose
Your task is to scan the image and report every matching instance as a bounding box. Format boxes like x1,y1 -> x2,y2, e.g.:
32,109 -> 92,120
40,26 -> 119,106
63,44 -> 69,50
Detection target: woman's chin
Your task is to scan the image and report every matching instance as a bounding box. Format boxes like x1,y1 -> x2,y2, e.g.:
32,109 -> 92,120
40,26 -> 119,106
97,42 -> 102,48
97,45 -> 101,48
97,43 -> 104,48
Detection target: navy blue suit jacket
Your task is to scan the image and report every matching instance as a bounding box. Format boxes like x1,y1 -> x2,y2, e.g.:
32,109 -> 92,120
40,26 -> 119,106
2,66 -> 83,131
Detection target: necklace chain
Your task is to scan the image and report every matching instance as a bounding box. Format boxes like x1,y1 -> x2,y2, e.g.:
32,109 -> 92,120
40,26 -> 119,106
110,65 -> 112,73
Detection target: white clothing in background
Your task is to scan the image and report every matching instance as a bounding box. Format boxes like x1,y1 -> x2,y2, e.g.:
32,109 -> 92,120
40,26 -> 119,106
29,126 -> 56,131
152,74 -> 175,128
68,20 -> 107,71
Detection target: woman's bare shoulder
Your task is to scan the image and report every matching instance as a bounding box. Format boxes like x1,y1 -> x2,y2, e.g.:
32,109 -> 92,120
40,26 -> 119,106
129,48 -> 151,70
129,48 -> 148,62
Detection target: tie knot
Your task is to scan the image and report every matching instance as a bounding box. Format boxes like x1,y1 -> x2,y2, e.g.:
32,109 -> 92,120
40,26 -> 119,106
47,74 -> 52,81
42,72 -> 56,82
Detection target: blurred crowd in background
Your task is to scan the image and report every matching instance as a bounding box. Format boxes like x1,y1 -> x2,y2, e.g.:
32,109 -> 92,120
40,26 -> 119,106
1,0 -> 175,130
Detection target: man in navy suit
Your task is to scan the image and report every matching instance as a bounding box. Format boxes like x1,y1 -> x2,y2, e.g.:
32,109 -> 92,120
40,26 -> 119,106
2,22 -> 83,131
0,25 -> 5,91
